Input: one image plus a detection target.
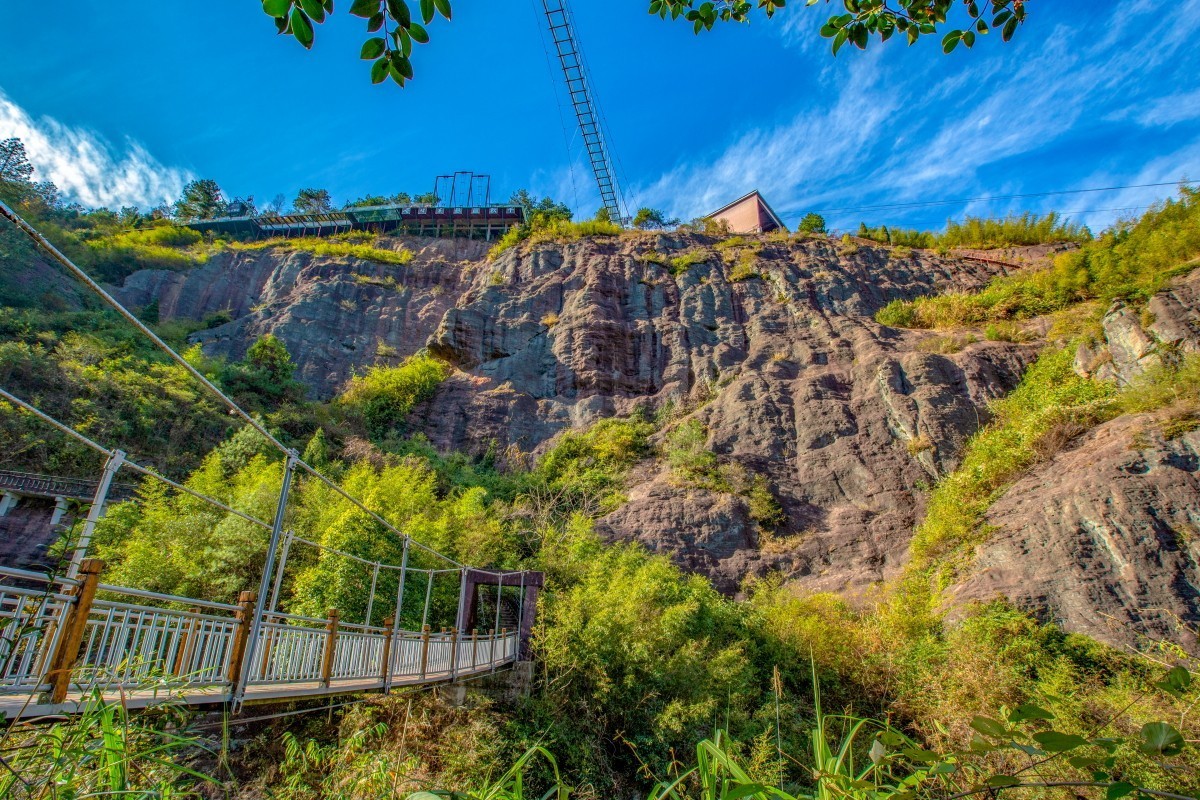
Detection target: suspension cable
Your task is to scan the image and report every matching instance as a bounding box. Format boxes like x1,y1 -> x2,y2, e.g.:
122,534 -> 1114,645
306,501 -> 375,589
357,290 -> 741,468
0,200 -> 465,570
0,386 -> 273,530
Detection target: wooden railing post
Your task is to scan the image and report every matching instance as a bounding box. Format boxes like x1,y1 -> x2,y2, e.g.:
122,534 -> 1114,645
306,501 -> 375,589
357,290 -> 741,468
320,608 -> 340,687
46,558 -> 104,704
449,627 -> 459,681
172,607 -> 201,678
419,624 -> 431,680
226,591 -> 256,690
471,629 -> 478,672
381,616 -> 395,690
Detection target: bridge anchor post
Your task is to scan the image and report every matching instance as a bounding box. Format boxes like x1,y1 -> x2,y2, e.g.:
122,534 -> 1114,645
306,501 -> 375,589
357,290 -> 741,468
45,558 -> 104,704
226,591 -> 257,695
321,608 -> 340,687
419,625 -> 431,680
381,616 -> 395,691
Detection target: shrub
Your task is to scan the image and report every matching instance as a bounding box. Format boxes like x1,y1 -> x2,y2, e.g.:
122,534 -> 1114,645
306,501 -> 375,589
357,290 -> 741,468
489,214 -> 621,258
341,353 -> 449,438
669,251 -> 709,276
231,237 -> 414,265
877,189 -> 1200,330
665,419 -> 718,479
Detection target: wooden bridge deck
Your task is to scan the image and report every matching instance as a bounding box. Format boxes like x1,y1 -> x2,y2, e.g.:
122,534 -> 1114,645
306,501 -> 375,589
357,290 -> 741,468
0,660 -> 510,720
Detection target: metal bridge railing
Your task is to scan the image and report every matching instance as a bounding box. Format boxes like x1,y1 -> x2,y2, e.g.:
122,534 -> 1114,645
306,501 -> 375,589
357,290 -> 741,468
0,564 -> 523,714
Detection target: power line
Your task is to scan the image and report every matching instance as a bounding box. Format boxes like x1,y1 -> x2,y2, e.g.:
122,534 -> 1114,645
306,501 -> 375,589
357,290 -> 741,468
803,179 -> 1197,215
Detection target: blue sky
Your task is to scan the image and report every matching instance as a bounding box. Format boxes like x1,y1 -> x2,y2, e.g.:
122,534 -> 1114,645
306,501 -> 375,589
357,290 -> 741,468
1,0 -> 1197,232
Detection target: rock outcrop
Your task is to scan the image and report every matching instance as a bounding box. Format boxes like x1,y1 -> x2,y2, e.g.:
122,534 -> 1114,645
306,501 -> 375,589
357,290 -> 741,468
949,415 -> 1200,651
113,231 -> 1200,650
952,269 -> 1200,651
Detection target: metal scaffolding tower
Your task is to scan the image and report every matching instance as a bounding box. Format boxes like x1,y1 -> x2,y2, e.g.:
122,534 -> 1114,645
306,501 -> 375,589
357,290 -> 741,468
541,0 -> 627,223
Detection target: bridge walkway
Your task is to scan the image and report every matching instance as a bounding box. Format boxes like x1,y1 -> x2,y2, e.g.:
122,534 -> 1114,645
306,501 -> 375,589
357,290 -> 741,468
0,563 -> 523,721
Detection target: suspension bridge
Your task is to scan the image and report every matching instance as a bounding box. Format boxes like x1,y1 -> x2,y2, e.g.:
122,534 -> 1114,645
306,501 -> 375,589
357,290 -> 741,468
0,200 -> 543,720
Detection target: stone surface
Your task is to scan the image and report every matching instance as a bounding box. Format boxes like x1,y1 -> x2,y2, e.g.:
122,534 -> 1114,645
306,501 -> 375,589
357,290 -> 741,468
948,414 -> 1200,651
111,232 -> 1200,650
113,237 -> 488,397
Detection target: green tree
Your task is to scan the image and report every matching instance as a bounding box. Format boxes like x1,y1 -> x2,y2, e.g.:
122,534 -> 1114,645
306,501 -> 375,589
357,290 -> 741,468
633,207 -> 666,229
292,187 -> 333,214
220,334 -> 306,407
509,189 -> 571,222
174,179 -> 225,221
0,137 -> 34,185
798,212 -> 827,234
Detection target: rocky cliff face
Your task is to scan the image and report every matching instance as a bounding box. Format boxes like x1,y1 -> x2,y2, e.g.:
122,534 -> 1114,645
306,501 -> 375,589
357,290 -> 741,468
950,269 -> 1200,651
113,232 -> 1200,650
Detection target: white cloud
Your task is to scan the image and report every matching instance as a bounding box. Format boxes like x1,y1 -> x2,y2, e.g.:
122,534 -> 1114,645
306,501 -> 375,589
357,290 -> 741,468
0,88 -> 191,210
637,0 -> 1200,230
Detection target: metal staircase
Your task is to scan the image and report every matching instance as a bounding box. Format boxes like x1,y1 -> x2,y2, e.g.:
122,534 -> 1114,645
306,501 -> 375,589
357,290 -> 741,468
541,0 -> 627,223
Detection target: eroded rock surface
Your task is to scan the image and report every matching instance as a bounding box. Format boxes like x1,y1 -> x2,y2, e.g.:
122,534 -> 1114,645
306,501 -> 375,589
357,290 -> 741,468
114,238 -> 487,396
949,414 -> 1200,651
117,232 -> 1034,596
424,235 -> 1037,593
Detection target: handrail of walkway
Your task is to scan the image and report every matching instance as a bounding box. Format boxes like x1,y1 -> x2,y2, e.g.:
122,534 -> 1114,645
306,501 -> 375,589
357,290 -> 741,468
0,563 -> 526,719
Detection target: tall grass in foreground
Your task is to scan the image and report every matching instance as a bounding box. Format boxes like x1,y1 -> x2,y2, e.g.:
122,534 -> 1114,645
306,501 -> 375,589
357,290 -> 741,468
0,690 -> 215,799
406,663 -> 1197,800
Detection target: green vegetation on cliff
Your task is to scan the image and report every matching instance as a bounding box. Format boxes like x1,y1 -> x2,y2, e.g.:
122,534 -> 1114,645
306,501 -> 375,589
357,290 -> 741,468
3,179 -> 1198,800
877,189 -> 1200,329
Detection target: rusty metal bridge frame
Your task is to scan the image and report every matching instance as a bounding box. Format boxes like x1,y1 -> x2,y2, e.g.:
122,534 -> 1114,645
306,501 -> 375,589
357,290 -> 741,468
0,200 -> 544,720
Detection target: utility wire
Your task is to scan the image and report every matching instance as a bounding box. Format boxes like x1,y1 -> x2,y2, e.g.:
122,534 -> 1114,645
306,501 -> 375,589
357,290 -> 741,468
802,179 -> 1198,215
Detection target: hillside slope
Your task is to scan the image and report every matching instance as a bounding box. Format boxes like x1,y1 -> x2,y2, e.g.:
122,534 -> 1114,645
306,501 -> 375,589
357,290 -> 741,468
109,231 -> 1200,649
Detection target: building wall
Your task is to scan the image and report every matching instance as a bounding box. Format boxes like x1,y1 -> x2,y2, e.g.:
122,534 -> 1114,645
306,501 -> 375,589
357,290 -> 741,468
710,195 -> 780,234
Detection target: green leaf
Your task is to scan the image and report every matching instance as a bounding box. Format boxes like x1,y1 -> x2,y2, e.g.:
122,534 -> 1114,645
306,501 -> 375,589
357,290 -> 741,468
1030,731 -> 1089,753
831,27 -> 849,55
349,0 -> 378,16
1107,782 -> 1136,800
1008,703 -> 1055,723
291,8 -> 314,47
367,11 -> 384,31
360,37 -> 386,58
1139,722 -> 1184,756
420,0 -> 435,23
433,0 -> 451,20
371,56 -> 389,83
391,52 -> 413,78
1154,666 -> 1192,697
1001,16 -> 1018,40
970,716 -> 1008,739
262,0 -> 291,17
299,0 -> 325,23
985,775 -> 1020,788
387,0 -> 410,25
941,30 -> 961,53
407,21 -> 429,43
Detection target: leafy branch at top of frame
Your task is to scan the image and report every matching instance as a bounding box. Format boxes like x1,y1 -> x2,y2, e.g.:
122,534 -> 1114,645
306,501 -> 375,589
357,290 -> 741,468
259,0 -> 452,85
649,0 -> 1029,55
